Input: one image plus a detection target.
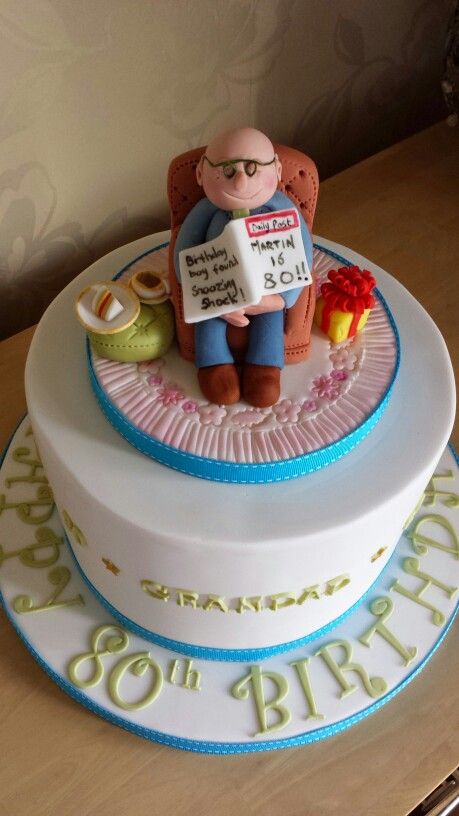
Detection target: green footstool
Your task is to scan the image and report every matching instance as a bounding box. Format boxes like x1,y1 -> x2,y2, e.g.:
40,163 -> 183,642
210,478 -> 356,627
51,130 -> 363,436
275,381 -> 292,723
89,302 -> 175,363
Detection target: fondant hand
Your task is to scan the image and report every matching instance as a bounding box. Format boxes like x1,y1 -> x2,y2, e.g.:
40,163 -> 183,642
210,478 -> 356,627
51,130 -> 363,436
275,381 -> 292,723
245,294 -> 284,315
223,309 -> 250,327
223,295 -> 284,327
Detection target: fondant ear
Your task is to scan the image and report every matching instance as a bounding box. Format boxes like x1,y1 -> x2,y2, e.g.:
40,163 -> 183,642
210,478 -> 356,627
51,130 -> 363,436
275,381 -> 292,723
196,158 -> 204,187
275,155 -> 282,182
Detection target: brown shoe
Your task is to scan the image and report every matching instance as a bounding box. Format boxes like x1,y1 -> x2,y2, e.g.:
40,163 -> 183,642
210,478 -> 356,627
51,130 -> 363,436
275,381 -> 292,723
198,364 -> 240,405
243,364 -> 281,408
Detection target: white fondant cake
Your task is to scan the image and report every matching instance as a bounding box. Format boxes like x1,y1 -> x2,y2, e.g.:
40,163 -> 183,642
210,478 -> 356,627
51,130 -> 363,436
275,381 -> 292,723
1,409 -> 458,752
23,233 -> 455,659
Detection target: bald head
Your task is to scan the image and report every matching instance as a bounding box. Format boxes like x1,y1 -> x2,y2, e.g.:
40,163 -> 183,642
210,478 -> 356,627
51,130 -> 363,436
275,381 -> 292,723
206,128 -> 276,164
197,127 -> 282,211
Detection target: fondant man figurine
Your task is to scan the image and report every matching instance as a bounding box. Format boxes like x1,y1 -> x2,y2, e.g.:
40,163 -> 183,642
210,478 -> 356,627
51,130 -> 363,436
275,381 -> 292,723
174,128 -> 313,407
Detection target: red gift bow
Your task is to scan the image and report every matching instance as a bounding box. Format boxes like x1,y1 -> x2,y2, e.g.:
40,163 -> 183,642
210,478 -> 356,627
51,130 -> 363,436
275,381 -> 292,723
320,266 -> 376,337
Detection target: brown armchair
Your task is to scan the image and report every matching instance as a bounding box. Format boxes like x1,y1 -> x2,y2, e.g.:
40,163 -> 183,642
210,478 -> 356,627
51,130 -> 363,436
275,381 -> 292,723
167,144 -> 319,364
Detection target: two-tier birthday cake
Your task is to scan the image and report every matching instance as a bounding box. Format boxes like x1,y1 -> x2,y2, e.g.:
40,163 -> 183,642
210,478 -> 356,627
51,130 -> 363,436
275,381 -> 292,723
0,131 -> 457,753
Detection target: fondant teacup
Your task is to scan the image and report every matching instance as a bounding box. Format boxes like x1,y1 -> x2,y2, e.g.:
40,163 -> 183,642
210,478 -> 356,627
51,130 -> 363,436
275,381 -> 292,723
130,270 -> 169,304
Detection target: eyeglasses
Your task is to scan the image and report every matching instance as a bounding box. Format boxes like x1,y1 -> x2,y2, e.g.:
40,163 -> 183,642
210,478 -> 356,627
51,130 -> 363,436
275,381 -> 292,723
202,155 -> 276,179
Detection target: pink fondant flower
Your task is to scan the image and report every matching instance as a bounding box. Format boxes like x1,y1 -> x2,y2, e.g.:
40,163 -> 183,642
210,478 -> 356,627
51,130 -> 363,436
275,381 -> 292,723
182,400 -> 198,414
272,399 -> 301,423
232,409 -> 266,427
329,348 -> 349,368
139,359 -> 164,375
157,383 -> 185,406
330,369 -> 348,382
198,404 -> 227,426
147,373 -> 163,386
311,375 -> 340,400
301,398 -> 318,412
329,348 -> 356,370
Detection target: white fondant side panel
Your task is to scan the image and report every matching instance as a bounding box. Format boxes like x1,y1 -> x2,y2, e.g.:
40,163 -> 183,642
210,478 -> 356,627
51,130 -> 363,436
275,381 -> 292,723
30,414 -> 434,650
1,422 -> 458,750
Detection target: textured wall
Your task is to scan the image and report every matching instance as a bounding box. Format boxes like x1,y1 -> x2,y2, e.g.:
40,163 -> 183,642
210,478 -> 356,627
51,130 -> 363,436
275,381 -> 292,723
0,0 -> 450,339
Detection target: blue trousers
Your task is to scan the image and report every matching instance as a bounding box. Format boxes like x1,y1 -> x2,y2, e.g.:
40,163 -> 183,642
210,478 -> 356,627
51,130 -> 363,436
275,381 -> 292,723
195,310 -> 285,369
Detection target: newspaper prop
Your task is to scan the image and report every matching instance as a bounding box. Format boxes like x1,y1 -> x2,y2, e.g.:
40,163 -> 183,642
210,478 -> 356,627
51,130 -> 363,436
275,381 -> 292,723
179,208 -> 312,324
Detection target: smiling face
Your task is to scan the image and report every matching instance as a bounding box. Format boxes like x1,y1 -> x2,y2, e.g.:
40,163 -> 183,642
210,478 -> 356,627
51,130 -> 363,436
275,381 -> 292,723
196,128 -> 282,211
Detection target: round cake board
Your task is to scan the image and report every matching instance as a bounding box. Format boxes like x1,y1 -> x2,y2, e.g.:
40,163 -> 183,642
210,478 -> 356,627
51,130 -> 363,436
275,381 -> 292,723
1,417 -> 458,753
88,242 -> 400,483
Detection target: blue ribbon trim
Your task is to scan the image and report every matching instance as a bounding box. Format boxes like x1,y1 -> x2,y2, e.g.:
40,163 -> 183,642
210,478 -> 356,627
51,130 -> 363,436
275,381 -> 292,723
87,242 -> 401,484
66,531 -> 398,662
1,421 -> 458,753
450,443 -> 459,466
0,414 -> 27,468
1,582 -> 457,755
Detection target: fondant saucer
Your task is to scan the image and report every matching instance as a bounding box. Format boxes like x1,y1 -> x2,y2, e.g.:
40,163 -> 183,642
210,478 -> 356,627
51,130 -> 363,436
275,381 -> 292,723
128,265 -> 171,305
86,242 -> 400,484
76,281 -> 140,334
1,417 -> 458,753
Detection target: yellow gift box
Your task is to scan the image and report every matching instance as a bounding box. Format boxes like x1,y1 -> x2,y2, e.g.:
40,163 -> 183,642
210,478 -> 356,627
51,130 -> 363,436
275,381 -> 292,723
315,297 -> 371,344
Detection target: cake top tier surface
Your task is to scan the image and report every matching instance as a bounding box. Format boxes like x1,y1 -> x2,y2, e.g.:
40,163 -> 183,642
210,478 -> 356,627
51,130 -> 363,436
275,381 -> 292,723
87,241 -> 398,483
25,233 -> 455,548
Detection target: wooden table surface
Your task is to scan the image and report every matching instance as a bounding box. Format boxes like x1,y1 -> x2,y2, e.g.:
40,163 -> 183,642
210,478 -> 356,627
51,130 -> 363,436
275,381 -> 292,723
1,122 -> 458,816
